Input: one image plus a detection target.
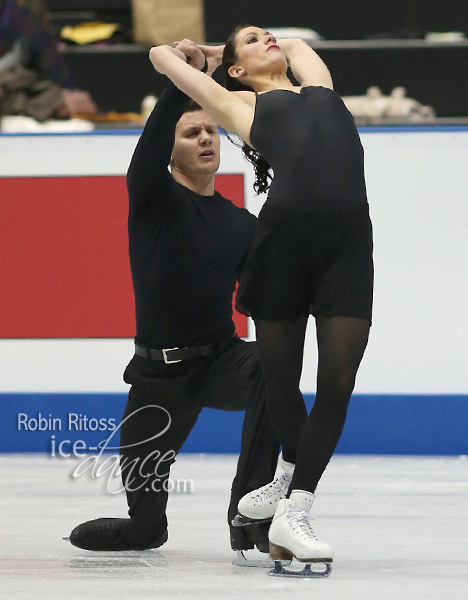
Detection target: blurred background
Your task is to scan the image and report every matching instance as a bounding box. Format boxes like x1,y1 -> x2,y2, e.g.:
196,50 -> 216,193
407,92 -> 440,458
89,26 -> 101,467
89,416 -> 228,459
1,0 -> 468,125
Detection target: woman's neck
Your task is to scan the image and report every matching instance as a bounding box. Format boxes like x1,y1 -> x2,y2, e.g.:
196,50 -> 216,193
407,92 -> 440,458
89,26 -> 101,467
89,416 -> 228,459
249,74 -> 296,93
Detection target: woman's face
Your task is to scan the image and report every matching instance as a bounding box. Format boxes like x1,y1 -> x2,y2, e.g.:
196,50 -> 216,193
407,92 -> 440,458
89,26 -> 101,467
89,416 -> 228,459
232,26 -> 287,77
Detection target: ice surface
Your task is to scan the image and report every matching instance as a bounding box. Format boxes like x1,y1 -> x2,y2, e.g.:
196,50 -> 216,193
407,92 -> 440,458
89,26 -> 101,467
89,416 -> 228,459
1,454 -> 467,599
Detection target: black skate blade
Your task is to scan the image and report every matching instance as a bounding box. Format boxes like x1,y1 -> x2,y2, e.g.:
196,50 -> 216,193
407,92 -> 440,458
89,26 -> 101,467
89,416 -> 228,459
269,559 -> 332,578
231,514 -> 273,528
63,537 -> 70,541
232,550 -> 277,568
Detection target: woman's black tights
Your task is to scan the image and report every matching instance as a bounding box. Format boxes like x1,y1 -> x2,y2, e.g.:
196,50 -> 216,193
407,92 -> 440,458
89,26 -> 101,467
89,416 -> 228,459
255,314 -> 370,493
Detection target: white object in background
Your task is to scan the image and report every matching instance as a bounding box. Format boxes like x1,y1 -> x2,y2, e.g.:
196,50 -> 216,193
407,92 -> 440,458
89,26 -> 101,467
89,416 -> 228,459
1,115 -> 94,133
425,31 -> 465,42
265,27 -> 322,42
141,95 -> 158,121
342,86 -> 435,120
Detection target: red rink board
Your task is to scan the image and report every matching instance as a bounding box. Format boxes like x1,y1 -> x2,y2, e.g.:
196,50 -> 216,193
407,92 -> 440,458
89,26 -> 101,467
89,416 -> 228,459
0,174 -> 247,338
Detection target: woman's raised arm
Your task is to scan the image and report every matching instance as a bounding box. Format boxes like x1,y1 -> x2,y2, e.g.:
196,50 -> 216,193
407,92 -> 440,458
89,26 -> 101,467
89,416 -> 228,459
279,39 -> 333,90
149,44 -> 254,143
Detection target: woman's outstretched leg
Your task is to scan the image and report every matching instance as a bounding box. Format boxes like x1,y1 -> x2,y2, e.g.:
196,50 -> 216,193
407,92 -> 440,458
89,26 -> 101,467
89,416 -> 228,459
290,315 -> 370,493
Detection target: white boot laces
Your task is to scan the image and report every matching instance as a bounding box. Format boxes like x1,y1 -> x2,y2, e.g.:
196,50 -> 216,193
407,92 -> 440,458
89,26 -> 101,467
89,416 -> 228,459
251,473 -> 291,506
287,504 -> 318,541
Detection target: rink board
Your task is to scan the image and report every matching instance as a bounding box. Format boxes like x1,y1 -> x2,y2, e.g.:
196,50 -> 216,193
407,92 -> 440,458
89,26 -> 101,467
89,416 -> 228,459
1,392 -> 467,455
1,127 -> 468,456
0,173 -> 247,338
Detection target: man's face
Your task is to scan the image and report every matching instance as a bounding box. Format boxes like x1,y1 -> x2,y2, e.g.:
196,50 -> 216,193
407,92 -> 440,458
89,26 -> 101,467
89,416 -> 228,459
171,110 -> 221,177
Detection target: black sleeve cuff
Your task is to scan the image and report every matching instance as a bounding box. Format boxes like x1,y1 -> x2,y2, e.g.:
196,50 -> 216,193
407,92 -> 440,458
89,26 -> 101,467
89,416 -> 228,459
185,55 -> 208,73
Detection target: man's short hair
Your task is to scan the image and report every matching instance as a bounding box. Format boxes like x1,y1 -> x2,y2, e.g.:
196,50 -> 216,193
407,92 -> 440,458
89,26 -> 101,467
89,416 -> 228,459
183,99 -> 203,114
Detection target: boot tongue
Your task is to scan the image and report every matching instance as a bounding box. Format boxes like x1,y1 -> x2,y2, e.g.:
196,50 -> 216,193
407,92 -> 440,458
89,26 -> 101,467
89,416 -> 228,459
289,490 -> 315,512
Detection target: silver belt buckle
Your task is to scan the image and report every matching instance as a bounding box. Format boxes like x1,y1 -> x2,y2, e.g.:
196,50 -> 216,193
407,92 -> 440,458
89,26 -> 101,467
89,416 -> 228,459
162,347 -> 181,364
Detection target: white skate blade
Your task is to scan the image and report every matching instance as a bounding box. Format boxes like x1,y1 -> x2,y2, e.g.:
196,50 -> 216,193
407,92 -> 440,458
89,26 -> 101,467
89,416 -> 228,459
269,559 -> 332,578
231,514 -> 272,528
232,550 -> 275,568
232,550 -> 291,569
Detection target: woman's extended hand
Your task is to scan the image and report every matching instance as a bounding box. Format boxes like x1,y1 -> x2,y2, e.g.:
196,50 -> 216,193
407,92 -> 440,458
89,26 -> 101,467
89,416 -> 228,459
197,44 -> 225,74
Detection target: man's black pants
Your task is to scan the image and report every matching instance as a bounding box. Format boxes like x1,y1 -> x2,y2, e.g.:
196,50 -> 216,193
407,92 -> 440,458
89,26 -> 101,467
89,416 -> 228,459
119,335 -> 279,549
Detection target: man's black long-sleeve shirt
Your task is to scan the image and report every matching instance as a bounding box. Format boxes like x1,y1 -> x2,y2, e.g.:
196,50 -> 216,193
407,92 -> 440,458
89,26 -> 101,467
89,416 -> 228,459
126,83 -> 256,349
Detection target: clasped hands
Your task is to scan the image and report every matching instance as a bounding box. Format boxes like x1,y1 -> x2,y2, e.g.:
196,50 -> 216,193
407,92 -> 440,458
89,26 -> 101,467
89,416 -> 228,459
174,39 -> 225,75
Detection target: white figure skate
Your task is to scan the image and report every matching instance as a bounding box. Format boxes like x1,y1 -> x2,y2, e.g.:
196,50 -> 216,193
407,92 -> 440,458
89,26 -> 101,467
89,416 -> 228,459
233,453 -> 294,526
268,490 -> 333,578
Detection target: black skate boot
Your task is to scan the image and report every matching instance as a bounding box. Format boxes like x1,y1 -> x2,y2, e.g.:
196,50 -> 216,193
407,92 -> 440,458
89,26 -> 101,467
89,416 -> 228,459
230,519 -> 280,567
68,518 -> 168,551
230,519 -> 271,553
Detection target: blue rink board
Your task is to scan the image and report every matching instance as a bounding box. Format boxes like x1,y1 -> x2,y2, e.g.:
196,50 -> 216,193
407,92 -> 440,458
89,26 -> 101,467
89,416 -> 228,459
0,393 -> 467,456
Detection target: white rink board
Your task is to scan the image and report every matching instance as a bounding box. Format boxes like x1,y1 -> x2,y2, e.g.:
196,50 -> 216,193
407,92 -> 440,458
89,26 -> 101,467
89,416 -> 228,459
0,128 -> 467,394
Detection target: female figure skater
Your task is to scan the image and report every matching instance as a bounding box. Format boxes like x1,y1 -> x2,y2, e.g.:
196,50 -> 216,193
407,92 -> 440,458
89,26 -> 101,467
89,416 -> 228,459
150,26 -> 373,574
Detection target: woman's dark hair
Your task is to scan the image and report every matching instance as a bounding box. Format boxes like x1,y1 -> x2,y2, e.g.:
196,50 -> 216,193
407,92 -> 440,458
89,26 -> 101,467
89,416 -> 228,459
221,25 -> 273,195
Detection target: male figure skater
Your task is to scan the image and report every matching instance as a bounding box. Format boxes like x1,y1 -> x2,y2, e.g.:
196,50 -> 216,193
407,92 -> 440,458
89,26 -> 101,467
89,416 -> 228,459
67,41 -> 278,561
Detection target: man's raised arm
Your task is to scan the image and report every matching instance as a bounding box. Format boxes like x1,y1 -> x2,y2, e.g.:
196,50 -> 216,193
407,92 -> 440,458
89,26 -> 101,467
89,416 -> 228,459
126,81 -> 190,217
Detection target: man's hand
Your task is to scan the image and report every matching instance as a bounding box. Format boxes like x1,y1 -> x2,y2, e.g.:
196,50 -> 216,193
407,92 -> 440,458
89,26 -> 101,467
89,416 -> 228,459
174,39 -> 206,71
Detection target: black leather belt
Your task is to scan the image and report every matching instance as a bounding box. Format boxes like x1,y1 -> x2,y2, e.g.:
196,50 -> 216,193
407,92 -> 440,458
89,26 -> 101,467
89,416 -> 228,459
135,342 -> 215,364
